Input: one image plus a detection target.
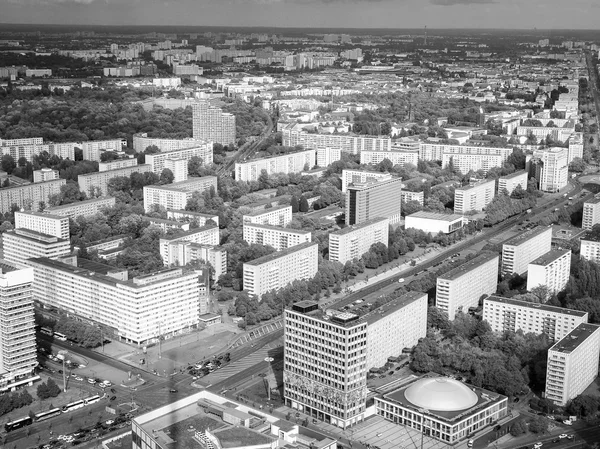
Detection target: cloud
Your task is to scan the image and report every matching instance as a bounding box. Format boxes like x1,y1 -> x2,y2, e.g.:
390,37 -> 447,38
430,0 -> 495,5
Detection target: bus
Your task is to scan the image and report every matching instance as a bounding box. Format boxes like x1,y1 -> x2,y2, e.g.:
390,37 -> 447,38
53,332 -> 67,342
84,395 -> 101,405
61,399 -> 85,413
35,407 -> 61,422
5,416 -> 33,432
40,327 -> 53,336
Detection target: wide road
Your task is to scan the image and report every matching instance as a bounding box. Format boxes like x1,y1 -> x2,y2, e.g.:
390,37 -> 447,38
585,50 -> 600,144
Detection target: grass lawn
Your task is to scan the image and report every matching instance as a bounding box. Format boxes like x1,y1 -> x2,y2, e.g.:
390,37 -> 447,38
106,434 -> 132,449
213,426 -> 275,448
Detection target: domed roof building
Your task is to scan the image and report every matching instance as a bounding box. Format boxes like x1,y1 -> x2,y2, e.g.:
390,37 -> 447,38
375,375 -> 508,445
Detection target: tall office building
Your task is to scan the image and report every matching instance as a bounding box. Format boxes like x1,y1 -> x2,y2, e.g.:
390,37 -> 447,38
242,205 -> 293,227
243,223 -> 311,251
14,211 -> 69,240
453,179 -> 495,215
545,323 -> 600,406
340,170 -> 394,193
501,226 -> 552,276
78,165 -> 151,198
0,262 -> 38,392
44,197 -> 116,219
532,147 -> 568,193
498,170 -> 528,195
143,177 -> 218,213
284,292 -> 427,428
192,101 -> 236,146
0,179 -> 66,214
234,150 -> 316,182
483,296 -> 588,342
346,178 -> 403,226
436,252 -> 499,320
526,249 -> 571,295
582,198 -> 600,231
329,217 -> 389,264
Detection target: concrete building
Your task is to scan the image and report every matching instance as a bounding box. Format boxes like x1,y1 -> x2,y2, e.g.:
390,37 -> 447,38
0,179 -> 66,214
419,143 -> 512,164
328,217 -> 389,264
527,249 -> 571,295
192,101 -> 236,146
143,177 -> 218,213
78,165 -> 151,198
284,292 -> 427,429
0,263 -> 38,393
235,150 -> 316,182
161,240 -> 226,280
166,209 -> 219,227
582,197 -> 600,231
346,177 -> 403,226
453,179 -> 495,215
33,168 -> 59,183
580,234 -> 600,263
404,211 -> 464,235
98,159 -> 138,172
341,170 -> 394,193
243,223 -> 311,251
243,242 -> 318,299
242,205 -> 292,227
436,252 -> 499,320
282,127 -> 391,154
132,134 -> 208,153
546,323 -> 600,406
159,226 -> 220,265
532,147 -> 568,193
0,142 -> 75,163
2,229 -> 71,269
163,158 -> 188,183
80,139 -> 124,162
400,190 -> 425,206
501,226 -> 553,276
483,295 -> 588,342
568,132 -> 584,163
29,257 -> 201,345
316,147 -> 341,167
14,211 -> 69,240
144,144 -> 213,175
44,197 -> 116,219
360,150 -> 419,167
498,170 -> 528,195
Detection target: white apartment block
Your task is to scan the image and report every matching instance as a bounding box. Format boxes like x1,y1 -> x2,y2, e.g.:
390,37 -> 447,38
243,205 -> 292,227
243,223 -> 311,251
341,170 -> 394,193
329,217 -> 389,264
143,176 -> 218,213
436,252 -> 499,320
78,164 -> 152,198
546,323 -> 600,406
517,126 -> 574,143
346,178 -> 403,226
33,168 -> 59,183
44,196 -> 116,219
80,139 -> 124,161
0,142 -> 75,162
400,190 -> 425,205
404,211 -> 464,235
166,209 -> 219,227
162,241 -> 226,280
235,150 -> 316,182
316,147 -> 341,167
2,230 -> 71,269
454,179 -> 495,215
133,134 -> 208,153
360,150 -> 419,167
164,158 -> 188,183
498,170 -> 528,195
0,179 -> 66,214
420,143 -> 512,166
532,147 -> 568,193
0,138 -> 43,147
192,102 -> 236,145
282,127 -> 391,154
0,263 -> 38,392
442,152 -> 505,175
582,198 -> 600,230
145,144 -> 213,175
29,257 -> 201,345
568,132 -> 584,163
501,226 -> 552,276
98,158 -> 138,172
580,236 -> 600,263
527,249 -> 571,295
243,242 -> 318,299
159,226 -> 220,265
483,296 -> 588,342
14,211 -> 69,239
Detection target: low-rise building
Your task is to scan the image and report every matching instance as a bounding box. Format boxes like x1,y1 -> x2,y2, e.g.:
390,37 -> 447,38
404,211 -> 464,235
32,168 -> 59,183
166,209 -> 219,227
526,249 -> 571,295
360,149 -> 419,167
80,139 -> 124,162
400,190 -> 424,205
243,223 -> 311,251
145,144 -> 213,175
328,217 -> 389,264
98,158 -> 138,172
501,226 -> 552,276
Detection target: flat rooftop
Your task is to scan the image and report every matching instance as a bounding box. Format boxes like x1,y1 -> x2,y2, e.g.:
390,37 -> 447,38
584,197 -> 600,205
243,222 -> 311,235
15,210 -> 66,221
160,225 -> 218,242
244,205 -> 291,217
45,196 -> 115,210
530,249 -> 570,266
503,225 -> 551,247
167,209 -> 218,218
485,295 -> 587,318
78,165 -> 150,178
499,170 -> 528,180
456,179 -> 494,191
406,211 -> 463,222
245,242 -> 316,266
550,323 -> 600,354
331,217 -> 389,236
438,252 -> 498,281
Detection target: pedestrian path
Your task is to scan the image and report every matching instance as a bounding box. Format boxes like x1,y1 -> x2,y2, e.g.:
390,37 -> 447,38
229,320 -> 283,349
202,344 -> 274,384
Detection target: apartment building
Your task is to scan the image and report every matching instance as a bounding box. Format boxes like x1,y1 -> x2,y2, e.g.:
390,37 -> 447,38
44,196 -> 116,219
545,323 -> 600,406
498,170 -> 528,195
145,144 -> 213,175
80,139 -> 124,161
436,252 -> 499,320
243,223 -> 311,251
132,134 -> 208,153
161,240 -> 226,280
243,242 -> 318,299
234,150 -> 316,182
2,229 -> 71,269
0,141 -> 75,162
453,179 -> 495,215
531,147 -> 568,193
404,211 -> 464,234
0,138 -> 43,147
163,158 -> 188,183
32,168 -> 59,183
242,205 -> 292,227
400,190 -> 425,206
568,132 -> 584,163
329,217 -> 389,264
29,257 -> 201,345
483,296 -> 588,342
0,263 -> 38,393
501,226 -> 552,276
143,177 -> 218,213
282,127 -> 391,154
78,164 -> 151,198
14,211 -> 69,240
346,177 -> 403,225
166,209 -> 219,227
341,170 -> 394,193
98,158 -> 138,172
580,234 -> 600,263
527,249 -> 571,295
516,126 -> 574,143
192,101 -> 236,145
284,292 -> 427,429
0,179 -> 66,214
159,225 -> 220,265
359,150 -> 419,167
317,147 -> 341,167
582,197 -> 600,231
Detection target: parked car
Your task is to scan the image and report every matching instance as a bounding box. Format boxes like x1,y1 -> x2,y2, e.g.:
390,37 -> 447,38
169,389 -> 178,393
87,378 -> 96,384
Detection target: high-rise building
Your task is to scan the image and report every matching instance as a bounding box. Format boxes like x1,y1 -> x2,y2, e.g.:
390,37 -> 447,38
132,134 -> 208,153
158,225 -> 220,265
483,296 -> 588,342
568,132 -> 584,163
32,168 -> 59,183
0,262 -> 38,393
243,242 -> 318,299
98,159 -> 138,172
234,150 -> 316,182
582,198 -> 600,231
282,127 -> 391,154
2,229 -> 71,268
243,223 -> 311,251
580,234 -> 600,263
192,101 -> 236,146
435,252 -> 499,320
143,177 -> 218,213
144,144 -> 213,175
44,197 -> 116,219
242,205 -> 292,227
532,147 -> 568,193
498,170 -> 528,195
14,211 -> 69,240
0,141 -> 75,162
545,323 -> 600,406
501,226 -> 552,276
0,179 -> 66,214
80,139 -> 124,162
163,158 -> 188,183
526,249 -> 571,295
284,292 -> 427,429
161,241 -> 226,280
453,179 -> 495,215
346,178 -> 403,226
329,217 -> 389,264
441,147 -> 511,175
78,165 -> 152,198
316,147 -> 341,167
341,170 -> 394,193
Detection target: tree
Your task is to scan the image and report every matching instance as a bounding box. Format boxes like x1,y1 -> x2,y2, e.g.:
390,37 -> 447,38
290,196 -> 299,213
36,382 -> 49,400
510,419 -> 527,436
1,155 -> 16,174
569,157 -> 586,172
299,196 -> 309,213
528,415 -> 547,434
160,168 -> 174,184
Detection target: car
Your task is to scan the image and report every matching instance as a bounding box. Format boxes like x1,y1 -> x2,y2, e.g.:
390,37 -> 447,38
559,434 -> 568,439
398,278 -> 405,283
533,443 -> 543,449
87,378 -> 96,384
169,388 -> 178,393
73,375 -> 83,381
467,439 -> 474,448
102,380 -> 112,387
513,397 -> 520,402
567,435 -> 574,440
563,419 -> 572,425
105,419 -> 114,425
110,388 -> 116,393
110,396 -> 116,401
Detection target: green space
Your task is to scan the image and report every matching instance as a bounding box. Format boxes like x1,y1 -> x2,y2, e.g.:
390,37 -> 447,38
213,425 -> 275,448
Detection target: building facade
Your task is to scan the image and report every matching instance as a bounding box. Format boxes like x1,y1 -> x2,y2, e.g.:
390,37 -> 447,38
242,205 -> 293,227
166,209 -> 219,227
143,177 -> 218,213
498,170 -> 528,195
0,179 -> 66,214
33,168 -> 59,183
404,211 -> 464,235
14,211 -> 69,240
359,150 -> 419,167
243,223 -> 312,251
44,197 -> 116,219
192,102 -> 236,146
2,230 -> 71,268
346,178 -> 403,226
582,198 -> 600,231
328,217 -> 389,264
453,179 -> 495,215
532,147 -> 568,193
78,165 -> 151,198
501,226 -> 553,276
162,241 -> 227,280
235,150 -> 316,182
144,144 -> 213,175
98,159 -> 138,172
159,226 -> 220,265
526,249 -> 571,295
132,134 -> 207,153
340,170 -> 394,193
580,235 -> 600,263
80,139 -> 124,162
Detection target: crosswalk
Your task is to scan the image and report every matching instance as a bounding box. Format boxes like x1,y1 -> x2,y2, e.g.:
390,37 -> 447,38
202,344 -> 275,384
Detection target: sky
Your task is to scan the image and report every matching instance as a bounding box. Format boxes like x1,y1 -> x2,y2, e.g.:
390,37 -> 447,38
0,0 -> 598,30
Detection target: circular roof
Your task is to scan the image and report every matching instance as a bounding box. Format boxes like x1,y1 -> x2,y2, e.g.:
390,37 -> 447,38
404,377 -> 478,412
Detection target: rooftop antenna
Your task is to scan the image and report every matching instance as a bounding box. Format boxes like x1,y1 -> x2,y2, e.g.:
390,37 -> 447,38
424,26 -> 427,46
